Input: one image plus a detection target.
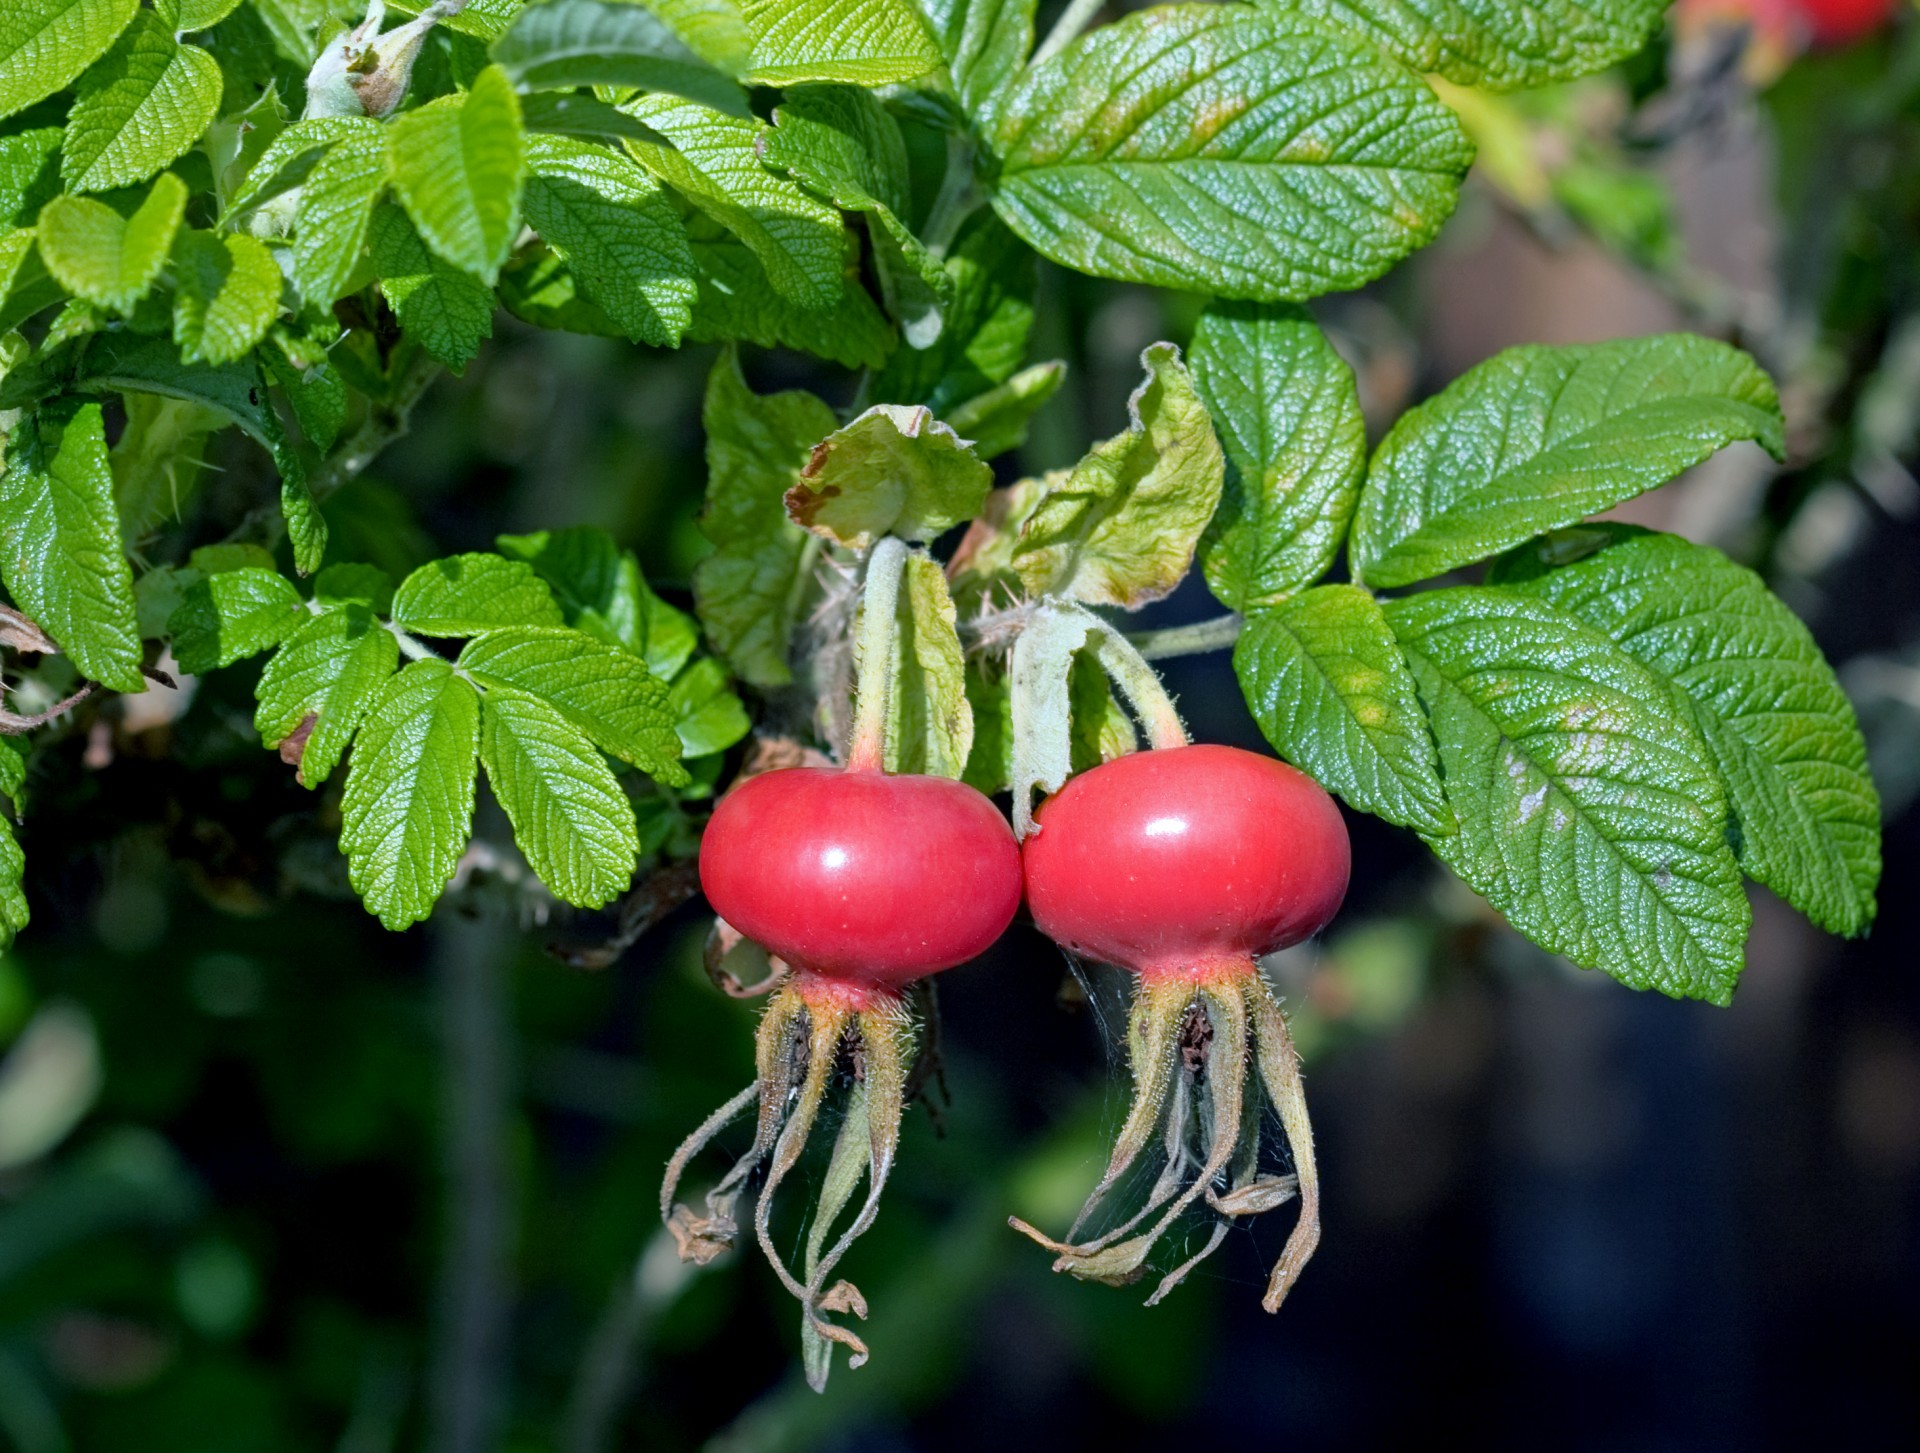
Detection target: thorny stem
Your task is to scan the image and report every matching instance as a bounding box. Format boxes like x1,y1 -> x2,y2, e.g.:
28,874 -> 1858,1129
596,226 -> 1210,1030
846,536 -> 910,772
1128,612 -> 1244,661
1033,0 -> 1105,67
1088,619 -> 1188,749
920,135 -> 982,258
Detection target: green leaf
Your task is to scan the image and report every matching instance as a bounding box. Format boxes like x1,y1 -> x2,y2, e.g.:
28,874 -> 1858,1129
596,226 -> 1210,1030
692,350 -> 839,687
762,83 -> 948,345
683,227 -> 893,369
264,346 -> 347,453
668,655 -> 751,758
392,554 -> 563,637
1234,584 -> 1449,834
491,0 -> 750,115
1266,0 -> 1665,92
495,526 -> 697,679
1353,335 -> 1786,590
170,230 -> 281,365
225,115 -> 375,223
623,96 -> 849,311
0,128 -> 63,229
518,92 -> 669,148
340,658 -> 481,930
0,812 -> 24,946
0,736 -> 25,802
1190,300 -> 1366,612
915,0 -> 1033,122
385,0 -> 524,41
961,666 -> 1011,793
456,626 -> 690,785
742,0 -> 941,86
61,14 -> 223,193
159,0 -> 245,31
369,203 -> 494,372
388,64 -> 525,285
167,565 -> 306,674
879,551 -> 971,777
0,402 -> 143,692
34,172 -> 186,312
522,132 -> 695,348
786,403 -> 992,549
647,0 -> 754,72
0,0 -> 138,122
313,562 -> 395,612
292,125 -> 389,307
255,603 -> 401,787
1013,342 -> 1223,609
0,227 -> 57,333
988,4 -> 1472,301
943,359 -> 1062,461
1385,585 -> 1749,1004
1497,526 -> 1881,937
869,211 -> 1032,412
480,684 -> 638,908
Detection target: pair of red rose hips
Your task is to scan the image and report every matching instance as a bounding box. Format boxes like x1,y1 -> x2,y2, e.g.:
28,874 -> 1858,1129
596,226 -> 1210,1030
700,742 -> 1351,1002
689,739 -> 1347,1346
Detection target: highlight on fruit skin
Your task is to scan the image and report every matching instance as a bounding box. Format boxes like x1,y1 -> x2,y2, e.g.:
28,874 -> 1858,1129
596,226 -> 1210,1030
660,761 -> 1022,1389
1013,743 -> 1350,1310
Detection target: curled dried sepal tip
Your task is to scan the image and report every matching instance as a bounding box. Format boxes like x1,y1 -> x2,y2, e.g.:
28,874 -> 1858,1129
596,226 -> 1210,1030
659,979 -> 916,1391
1010,964 -> 1321,1310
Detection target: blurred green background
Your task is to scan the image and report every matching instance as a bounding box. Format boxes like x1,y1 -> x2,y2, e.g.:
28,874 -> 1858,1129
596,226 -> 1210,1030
4,7 -> 1920,1451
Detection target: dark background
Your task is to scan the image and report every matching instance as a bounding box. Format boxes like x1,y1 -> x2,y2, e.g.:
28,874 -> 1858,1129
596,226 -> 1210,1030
2,10 -> 1918,1452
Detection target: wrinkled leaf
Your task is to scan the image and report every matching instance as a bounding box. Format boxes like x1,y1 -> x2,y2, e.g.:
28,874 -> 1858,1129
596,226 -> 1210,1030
1234,585 -> 1449,834
255,603 -> 401,787
370,203 -> 494,372
1499,526 -> 1881,937
61,13 -> 222,193
35,172 -> 187,313
742,0 -> 942,86
392,553 -> 563,637
787,404 -> 992,549
1191,300 -> 1366,611
988,5 -> 1472,301
492,0 -> 750,115
168,565 -> 305,673
495,525 -> 698,680
1014,343 -> 1223,608
1386,585 -> 1749,1004
1353,335 -> 1785,589
171,230 -> 282,365
0,0 -> 139,122
692,351 -> 838,687
388,65 -> 524,285
875,552 -> 971,777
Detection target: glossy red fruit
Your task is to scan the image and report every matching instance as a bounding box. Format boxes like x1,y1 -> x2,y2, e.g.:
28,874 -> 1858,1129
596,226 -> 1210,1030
1023,744 -> 1350,979
700,767 -> 1022,993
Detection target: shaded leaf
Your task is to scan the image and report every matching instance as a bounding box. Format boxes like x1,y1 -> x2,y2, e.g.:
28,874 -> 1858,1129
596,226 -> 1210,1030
168,565 -> 305,673
691,350 -> 838,687
492,0 -> 750,115
171,230 -> 281,365
877,551 -> 971,777
370,202 -> 494,372
495,525 -> 697,679
668,656 -> 751,758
